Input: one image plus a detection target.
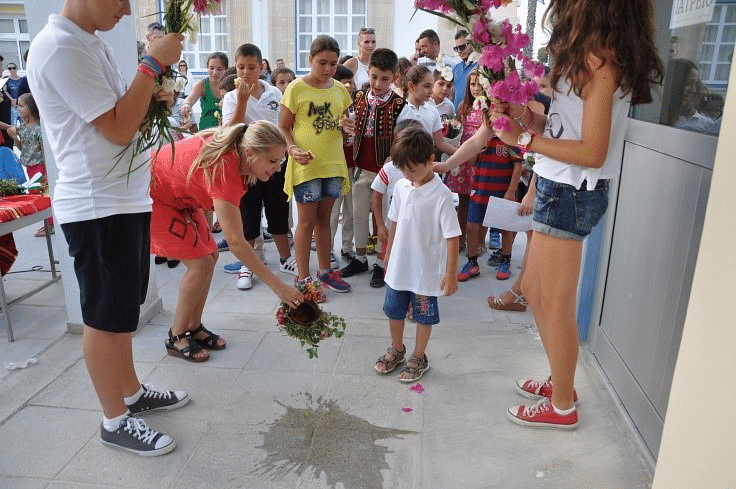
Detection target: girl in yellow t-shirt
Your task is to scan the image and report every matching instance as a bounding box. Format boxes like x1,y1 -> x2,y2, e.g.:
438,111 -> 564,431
279,35 -> 355,297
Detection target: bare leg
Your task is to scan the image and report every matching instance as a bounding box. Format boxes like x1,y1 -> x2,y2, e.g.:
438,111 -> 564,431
501,230 -> 515,255
83,327 -> 139,418
314,198 -> 336,271
170,254 -> 217,358
398,323 -> 432,381
457,194 -> 469,251
389,319 -> 405,353
494,230 -> 533,304
521,231 -> 581,410
294,201 -> 318,280
272,234 -> 291,260
465,221 -> 480,260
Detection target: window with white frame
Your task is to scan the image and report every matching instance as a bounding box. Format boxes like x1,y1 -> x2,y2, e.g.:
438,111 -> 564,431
159,0 -> 227,74
699,1 -> 736,88
295,0 -> 367,72
0,16 -> 29,73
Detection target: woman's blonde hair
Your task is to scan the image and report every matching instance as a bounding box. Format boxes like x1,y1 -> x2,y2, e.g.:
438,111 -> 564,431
188,121 -> 287,188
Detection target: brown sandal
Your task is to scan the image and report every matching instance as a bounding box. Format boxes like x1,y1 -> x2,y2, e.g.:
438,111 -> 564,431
374,345 -> 406,374
398,354 -> 429,383
165,329 -> 209,362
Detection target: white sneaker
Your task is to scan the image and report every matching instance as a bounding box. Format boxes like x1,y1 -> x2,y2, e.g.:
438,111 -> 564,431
236,266 -> 253,290
279,256 -> 298,276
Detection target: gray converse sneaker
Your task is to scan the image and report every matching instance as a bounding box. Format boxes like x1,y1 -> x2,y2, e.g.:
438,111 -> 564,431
100,416 -> 176,456
126,384 -> 189,414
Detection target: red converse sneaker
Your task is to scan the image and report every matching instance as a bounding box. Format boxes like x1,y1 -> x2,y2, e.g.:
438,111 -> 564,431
507,398 -> 579,430
516,376 -> 578,402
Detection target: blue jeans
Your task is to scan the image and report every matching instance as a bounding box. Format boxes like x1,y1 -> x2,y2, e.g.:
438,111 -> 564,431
383,285 -> 440,326
292,177 -> 343,203
532,175 -> 609,241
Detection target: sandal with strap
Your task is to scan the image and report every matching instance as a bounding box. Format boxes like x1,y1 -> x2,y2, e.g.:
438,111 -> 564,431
374,345 -> 406,374
398,354 -> 429,383
190,323 -> 226,350
487,289 -> 528,312
165,329 -> 210,362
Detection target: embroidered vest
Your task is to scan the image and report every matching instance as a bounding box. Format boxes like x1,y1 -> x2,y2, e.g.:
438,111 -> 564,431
352,90 -> 406,167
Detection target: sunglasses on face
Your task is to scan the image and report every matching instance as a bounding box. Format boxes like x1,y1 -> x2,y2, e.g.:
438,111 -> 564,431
453,44 -> 468,52
8,66 -> 16,70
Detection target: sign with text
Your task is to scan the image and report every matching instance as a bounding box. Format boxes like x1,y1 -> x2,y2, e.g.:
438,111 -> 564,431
670,0 -> 716,29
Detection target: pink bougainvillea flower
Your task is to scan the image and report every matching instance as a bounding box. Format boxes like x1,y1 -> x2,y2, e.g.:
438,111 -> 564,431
409,383 -> 425,394
414,0 -> 453,13
492,115 -> 512,133
402,407 -> 413,413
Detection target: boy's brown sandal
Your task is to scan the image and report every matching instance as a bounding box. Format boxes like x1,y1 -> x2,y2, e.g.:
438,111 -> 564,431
374,344 -> 406,374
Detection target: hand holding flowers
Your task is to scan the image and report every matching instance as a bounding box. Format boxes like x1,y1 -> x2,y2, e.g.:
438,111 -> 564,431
117,0 -> 221,176
276,280 -> 347,359
415,0 -> 545,132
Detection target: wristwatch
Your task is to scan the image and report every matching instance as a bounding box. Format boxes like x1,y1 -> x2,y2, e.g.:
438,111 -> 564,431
517,131 -> 534,151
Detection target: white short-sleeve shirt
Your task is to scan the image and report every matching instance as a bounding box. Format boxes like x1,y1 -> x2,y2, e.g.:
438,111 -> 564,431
27,15 -> 152,224
385,174 -> 461,296
222,80 -> 282,125
396,101 -> 443,136
371,160 -> 404,227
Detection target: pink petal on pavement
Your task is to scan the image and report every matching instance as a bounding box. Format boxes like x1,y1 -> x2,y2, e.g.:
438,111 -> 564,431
402,407 -> 413,413
409,383 -> 425,394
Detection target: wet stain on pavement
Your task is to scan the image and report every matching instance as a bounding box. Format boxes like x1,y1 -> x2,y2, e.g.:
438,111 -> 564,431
252,394 -> 417,488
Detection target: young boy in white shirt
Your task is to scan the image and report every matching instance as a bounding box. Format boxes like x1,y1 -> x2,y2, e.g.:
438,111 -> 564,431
28,0 -> 186,456
374,125 -> 460,383
222,44 -> 296,289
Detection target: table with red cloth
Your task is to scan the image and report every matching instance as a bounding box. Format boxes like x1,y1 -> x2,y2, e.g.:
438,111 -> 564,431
0,194 -> 59,341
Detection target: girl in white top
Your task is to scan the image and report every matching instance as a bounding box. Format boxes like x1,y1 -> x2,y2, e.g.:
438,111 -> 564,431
489,0 -> 663,429
396,65 -> 457,157
344,27 -> 375,90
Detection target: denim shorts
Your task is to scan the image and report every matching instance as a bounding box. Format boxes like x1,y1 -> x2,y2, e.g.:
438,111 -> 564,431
383,286 -> 440,326
292,177 -> 343,203
532,175 -> 609,241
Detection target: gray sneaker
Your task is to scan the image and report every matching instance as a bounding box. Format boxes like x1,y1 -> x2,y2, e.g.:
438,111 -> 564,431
100,416 -> 175,456
126,384 -> 189,414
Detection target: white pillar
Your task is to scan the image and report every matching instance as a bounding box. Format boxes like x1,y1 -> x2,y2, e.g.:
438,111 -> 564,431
251,0 -> 270,60
651,41 -> 736,489
23,0 -> 162,334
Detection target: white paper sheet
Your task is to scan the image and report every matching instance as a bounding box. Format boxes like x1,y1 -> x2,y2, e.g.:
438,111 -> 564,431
482,196 -> 534,232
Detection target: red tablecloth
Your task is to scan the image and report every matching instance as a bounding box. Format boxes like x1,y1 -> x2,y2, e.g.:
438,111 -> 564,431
0,195 -> 52,275
0,195 -> 51,223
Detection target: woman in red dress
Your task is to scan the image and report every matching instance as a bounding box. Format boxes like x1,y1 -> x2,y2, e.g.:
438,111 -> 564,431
151,121 -> 303,362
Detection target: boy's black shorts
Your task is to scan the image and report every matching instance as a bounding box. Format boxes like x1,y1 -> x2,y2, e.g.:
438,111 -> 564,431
61,212 -> 151,333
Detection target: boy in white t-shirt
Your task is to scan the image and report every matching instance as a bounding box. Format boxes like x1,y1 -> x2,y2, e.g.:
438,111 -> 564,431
374,125 -> 460,383
221,43 -> 296,290
28,1 -> 186,456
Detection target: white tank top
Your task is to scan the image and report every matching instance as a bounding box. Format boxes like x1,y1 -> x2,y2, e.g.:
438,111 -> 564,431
354,59 -> 369,91
534,78 -> 631,190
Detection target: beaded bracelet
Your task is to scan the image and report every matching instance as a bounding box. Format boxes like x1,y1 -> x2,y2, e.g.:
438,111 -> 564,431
141,54 -> 165,76
137,63 -> 158,80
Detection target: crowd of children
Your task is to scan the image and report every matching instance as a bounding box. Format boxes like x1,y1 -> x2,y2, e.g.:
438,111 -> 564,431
25,0 -> 664,456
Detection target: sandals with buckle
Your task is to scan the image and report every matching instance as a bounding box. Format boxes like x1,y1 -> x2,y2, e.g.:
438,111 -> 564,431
398,354 -> 429,383
487,289 -> 528,312
190,323 -> 226,350
374,345 -> 406,374
165,329 -> 210,362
